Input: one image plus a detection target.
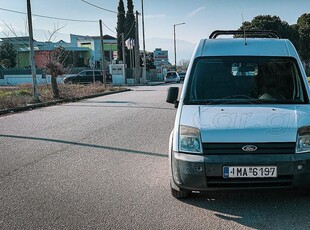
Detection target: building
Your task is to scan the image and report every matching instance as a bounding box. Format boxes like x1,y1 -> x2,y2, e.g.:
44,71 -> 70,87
0,34 -> 117,69
70,34 -> 118,68
0,37 -> 89,68
153,48 -> 169,79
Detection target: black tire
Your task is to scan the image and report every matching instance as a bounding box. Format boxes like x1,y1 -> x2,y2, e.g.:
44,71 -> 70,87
302,188 -> 310,196
171,187 -> 190,199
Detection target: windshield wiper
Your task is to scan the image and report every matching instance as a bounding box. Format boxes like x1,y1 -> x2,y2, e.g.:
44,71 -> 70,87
185,98 -> 258,105
184,100 -> 213,105
186,98 -> 305,105
258,99 -> 304,104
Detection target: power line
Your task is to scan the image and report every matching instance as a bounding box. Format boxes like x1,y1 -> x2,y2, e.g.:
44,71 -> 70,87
101,22 -> 116,34
81,0 -> 117,14
0,6 -> 116,34
79,0 -> 137,35
124,21 -> 135,40
0,7 -> 97,23
81,0 -> 135,15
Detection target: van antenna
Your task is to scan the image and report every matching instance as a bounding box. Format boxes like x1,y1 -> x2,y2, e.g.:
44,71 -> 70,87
242,13 -> 247,46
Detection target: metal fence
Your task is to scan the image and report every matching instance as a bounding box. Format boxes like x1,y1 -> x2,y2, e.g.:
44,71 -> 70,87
0,67 -> 97,75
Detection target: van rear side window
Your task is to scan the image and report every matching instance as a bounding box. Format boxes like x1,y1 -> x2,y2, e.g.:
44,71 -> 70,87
186,57 -> 308,104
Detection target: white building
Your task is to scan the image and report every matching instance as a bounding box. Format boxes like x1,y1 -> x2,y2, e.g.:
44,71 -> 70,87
70,34 -> 117,67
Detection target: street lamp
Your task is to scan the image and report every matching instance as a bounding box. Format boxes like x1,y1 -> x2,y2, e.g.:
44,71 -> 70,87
174,22 -> 185,71
141,0 -> 146,83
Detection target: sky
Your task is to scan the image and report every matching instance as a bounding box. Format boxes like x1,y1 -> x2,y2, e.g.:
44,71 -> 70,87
0,0 -> 309,63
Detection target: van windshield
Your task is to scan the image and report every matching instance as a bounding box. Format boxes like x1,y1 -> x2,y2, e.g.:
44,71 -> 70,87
185,57 -> 308,104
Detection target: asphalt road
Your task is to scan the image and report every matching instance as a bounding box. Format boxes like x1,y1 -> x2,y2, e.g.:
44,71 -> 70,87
1,84 -> 310,229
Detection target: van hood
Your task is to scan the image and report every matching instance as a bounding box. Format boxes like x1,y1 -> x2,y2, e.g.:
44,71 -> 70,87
180,104 -> 310,143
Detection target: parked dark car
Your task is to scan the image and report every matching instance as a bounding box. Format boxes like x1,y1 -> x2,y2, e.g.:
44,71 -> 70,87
63,70 -> 112,84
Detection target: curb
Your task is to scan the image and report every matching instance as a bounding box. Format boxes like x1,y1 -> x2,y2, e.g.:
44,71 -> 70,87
146,82 -> 165,86
112,82 -> 164,87
0,88 -> 131,116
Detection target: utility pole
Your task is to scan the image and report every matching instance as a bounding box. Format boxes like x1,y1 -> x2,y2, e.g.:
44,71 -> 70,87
141,0 -> 146,84
99,20 -> 106,88
134,10 -> 141,84
121,32 -> 126,83
27,0 -> 39,102
173,22 -> 185,71
122,33 -> 126,65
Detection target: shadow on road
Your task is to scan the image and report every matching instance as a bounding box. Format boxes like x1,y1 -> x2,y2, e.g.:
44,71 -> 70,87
0,134 -> 168,159
181,190 -> 310,229
88,101 -> 134,104
62,103 -> 176,111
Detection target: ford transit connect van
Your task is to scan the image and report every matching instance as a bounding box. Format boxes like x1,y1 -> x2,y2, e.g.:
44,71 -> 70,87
167,30 -> 310,199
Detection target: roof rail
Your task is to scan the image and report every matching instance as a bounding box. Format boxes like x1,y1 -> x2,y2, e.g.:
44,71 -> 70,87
209,30 -> 281,39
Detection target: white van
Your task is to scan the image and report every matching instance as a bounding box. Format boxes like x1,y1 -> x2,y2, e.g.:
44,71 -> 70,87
167,30 -> 310,199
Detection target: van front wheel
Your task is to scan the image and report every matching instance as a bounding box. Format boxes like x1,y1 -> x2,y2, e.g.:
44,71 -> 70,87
171,187 -> 190,199
304,188 -> 310,196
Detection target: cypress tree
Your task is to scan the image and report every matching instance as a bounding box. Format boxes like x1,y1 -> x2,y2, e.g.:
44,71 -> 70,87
125,0 -> 135,40
124,0 -> 135,67
116,0 -> 125,61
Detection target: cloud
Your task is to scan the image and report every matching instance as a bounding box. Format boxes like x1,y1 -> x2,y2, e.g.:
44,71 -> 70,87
187,6 -> 206,18
145,14 -> 166,19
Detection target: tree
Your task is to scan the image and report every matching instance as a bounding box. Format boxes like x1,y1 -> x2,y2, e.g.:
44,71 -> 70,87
43,25 -> 67,99
144,51 -> 155,70
0,42 -> 17,68
178,59 -> 190,70
116,0 -> 126,62
45,46 -> 66,99
1,59 -> 11,68
297,13 -> 310,61
237,15 -> 299,48
125,0 -> 135,40
60,50 -> 79,67
124,0 -> 135,67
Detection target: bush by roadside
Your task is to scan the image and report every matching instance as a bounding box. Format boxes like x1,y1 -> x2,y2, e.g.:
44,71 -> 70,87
0,83 -> 125,110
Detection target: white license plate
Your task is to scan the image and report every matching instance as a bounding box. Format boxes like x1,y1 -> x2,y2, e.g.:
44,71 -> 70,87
223,166 -> 277,178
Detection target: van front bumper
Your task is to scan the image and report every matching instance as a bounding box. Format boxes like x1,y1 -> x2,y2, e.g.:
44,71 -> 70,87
171,151 -> 310,191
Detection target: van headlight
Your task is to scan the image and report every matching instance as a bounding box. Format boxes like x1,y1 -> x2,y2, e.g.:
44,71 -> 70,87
179,126 -> 203,154
296,126 -> 310,153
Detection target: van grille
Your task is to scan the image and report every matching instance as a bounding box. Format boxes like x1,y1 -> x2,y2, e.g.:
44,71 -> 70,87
206,176 -> 293,188
202,143 -> 296,155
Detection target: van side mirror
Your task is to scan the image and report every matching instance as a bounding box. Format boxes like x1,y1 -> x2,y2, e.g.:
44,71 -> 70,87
166,87 -> 179,108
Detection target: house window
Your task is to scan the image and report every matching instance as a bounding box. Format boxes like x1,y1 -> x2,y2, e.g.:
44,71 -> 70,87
80,42 -> 91,49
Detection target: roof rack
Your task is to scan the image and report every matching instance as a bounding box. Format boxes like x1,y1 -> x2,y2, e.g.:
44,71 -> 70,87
209,30 -> 281,39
